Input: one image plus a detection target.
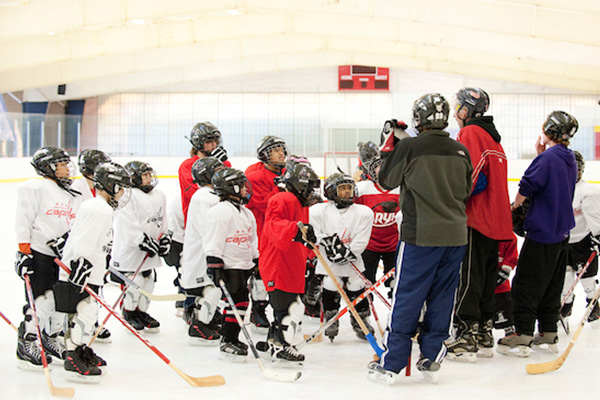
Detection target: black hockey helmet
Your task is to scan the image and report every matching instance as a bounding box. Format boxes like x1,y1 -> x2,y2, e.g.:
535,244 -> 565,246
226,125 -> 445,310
454,87 -> 490,121
189,122 -> 222,155
31,146 -> 76,191
543,111 -> 578,143
93,162 -> 132,209
191,157 -> 225,186
257,136 -> 289,168
574,150 -> 585,182
282,162 -> 320,207
124,161 -> 157,194
78,149 -> 111,178
412,93 -> 450,132
211,168 -> 252,205
324,172 -> 357,208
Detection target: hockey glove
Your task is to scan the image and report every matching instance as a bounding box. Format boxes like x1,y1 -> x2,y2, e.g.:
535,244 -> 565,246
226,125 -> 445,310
15,251 -> 34,280
206,256 -> 226,286
380,119 -> 409,154
210,146 -> 228,162
304,262 -> 323,306
46,231 -> 69,258
68,257 -> 93,289
496,264 -> 512,286
293,223 -> 316,249
158,232 -> 173,257
320,234 -> 357,265
139,233 -> 160,258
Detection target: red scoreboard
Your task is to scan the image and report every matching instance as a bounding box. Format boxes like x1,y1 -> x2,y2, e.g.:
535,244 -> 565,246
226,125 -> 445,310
338,65 -> 389,91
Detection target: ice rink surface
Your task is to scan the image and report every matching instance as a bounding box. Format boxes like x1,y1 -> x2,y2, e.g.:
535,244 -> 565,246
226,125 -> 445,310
1,177 -> 600,400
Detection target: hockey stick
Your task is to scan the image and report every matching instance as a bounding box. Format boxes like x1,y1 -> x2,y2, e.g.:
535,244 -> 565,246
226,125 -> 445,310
89,254 -> 150,345
368,295 -> 385,340
23,275 -> 75,398
297,268 -> 394,349
109,267 -> 186,301
558,251 -> 596,334
298,222 -> 384,357
0,309 -> 18,332
526,283 -> 600,375
55,258 -> 225,387
218,280 -> 301,382
349,261 -> 391,309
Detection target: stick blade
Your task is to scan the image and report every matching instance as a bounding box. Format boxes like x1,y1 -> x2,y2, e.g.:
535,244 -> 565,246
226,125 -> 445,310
303,333 -> 323,343
186,374 -> 226,387
525,360 -> 559,375
50,386 -> 76,398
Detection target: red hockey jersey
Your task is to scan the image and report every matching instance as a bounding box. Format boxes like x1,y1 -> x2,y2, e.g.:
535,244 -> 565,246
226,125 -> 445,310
355,180 -> 400,252
495,233 -> 518,294
245,164 -> 282,240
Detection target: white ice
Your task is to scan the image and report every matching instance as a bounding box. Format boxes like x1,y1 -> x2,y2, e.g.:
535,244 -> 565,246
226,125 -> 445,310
1,177 -> 600,400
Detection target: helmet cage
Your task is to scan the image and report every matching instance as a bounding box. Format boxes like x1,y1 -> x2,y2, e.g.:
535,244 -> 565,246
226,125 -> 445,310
31,147 -> 76,191
93,162 -> 133,210
189,122 -> 222,154
574,151 -> 585,182
257,136 -> 289,168
211,168 -> 253,206
324,173 -> 357,208
124,161 -> 158,194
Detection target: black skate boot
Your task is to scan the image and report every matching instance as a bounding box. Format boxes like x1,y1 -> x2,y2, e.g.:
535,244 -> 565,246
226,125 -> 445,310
81,345 -> 107,368
324,310 -> 339,342
188,317 -> 220,346
219,321 -> 247,362
136,310 -> 160,333
93,322 -> 112,343
64,345 -> 102,383
250,300 -> 270,333
476,320 -> 494,358
16,323 -> 51,371
416,355 -> 441,384
123,309 -> 144,331
587,298 -> 600,327
350,310 -> 375,341
41,330 -> 66,360
270,321 -> 304,367
445,322 -> 479,363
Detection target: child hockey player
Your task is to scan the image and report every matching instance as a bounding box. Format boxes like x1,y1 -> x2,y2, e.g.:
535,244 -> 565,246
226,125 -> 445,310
259,162 -> 321,365
14,146 -> 81,370
310,172 -> 375,341
204,168 -> 258,361
164,192 -> 186,316
54,162 -> 132,382
245,136 -> 289,332
560,151 -> 600,329
498,111 -> 578,357
111,161 -> 170,332
179,157 -> 226,345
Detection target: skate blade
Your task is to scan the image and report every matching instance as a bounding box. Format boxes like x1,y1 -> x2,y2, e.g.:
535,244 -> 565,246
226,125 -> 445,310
188,337 -> 220,347
65,371 -> 102,384
94,336 -> 112,344
532,344 -> 559,354
477,347 -> 494,358
367,369 -> 395,385
16,359 -> 48,372
496,344 -> 531,358
218,352 -> 247,363
420,370 -> 438,384
270,358 -> 304,369
143,327 -> 160,334
445,352 -> 477,363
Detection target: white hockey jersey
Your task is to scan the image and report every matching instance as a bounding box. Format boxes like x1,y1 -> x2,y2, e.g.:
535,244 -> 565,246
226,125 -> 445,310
168,193 -> 185,244
179,187 -> 220,289
70,177 -> 95,202
203,201 -> 259,271
61,197 -> 113,286
15,178 -> 81,256
111,187 -> 168,272
570,180 -> 600,243
309,202 -> 374,277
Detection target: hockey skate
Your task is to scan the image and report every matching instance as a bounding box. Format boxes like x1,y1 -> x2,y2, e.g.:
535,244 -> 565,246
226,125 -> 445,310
476,320 -> 494,358
350,310 -> 375,341
188,318 -> 220,346
136,310 -> 160,333
587,298 -> 600,328
271,343 -> 305,368
219,339 -> 248,363
416,356 -> 440,384
445,323 -> 478,363
123,309 -> 144,331
64,346 -> 102,383
531,332 -> 559,354
367,360 -> 396,385
41,330 -> 66,360
16,323 -> 52,371
324,310 -> 339,342
496,333 -> 533,357
250,300 -> 270,334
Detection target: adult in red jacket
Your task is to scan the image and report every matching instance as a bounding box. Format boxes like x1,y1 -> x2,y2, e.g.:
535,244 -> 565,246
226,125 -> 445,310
178,122 -> 231,225
259,162 -> 320,364
446,88 -> 514,361
245,136 -> 289,331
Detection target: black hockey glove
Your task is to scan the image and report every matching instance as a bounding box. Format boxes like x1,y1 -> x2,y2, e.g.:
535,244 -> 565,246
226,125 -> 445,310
496,265 -> 512,286
15,251 -> 34,280
210,146 -> 228,162
46,231 -> 69,258
158,232 -> 173,257
69,257 -> 93,290
304,261 -> 322,306
320,234 -> 357,265
139,233 -> 160,258
206,256 -> 226,286
293,223 -> 316,249
511,198 -> 530,237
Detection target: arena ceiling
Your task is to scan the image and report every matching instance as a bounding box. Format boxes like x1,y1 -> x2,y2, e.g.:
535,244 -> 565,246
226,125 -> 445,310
1,0 -> 600,101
